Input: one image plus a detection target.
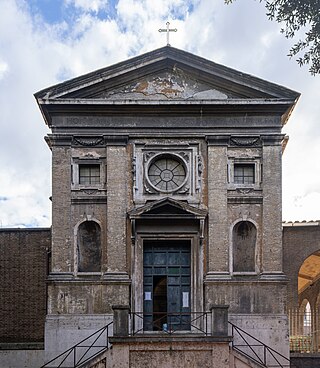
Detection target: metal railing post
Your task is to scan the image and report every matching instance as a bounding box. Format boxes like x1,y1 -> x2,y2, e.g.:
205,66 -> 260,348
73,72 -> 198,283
73,347 -> 76,367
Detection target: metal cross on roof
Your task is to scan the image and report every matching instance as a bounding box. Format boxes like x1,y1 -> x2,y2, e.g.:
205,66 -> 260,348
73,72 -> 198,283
158,22 -> 177,47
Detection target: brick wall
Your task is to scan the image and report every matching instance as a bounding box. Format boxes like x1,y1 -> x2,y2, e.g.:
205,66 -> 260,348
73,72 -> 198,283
283,223 -> 320,306
0,228 -> 51,343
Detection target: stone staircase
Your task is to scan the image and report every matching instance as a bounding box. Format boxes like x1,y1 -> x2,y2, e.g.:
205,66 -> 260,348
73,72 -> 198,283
41,333 -> 292,368
46,343 -> 286,368
40,308 -> 293,368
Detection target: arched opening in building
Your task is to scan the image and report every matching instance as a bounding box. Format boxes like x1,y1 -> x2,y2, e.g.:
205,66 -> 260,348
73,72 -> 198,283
298,251 -> 320,299
303,301 -> 312,336
77,220 -> 101,272
232,221 -> 256,273
289,251 -> 320,353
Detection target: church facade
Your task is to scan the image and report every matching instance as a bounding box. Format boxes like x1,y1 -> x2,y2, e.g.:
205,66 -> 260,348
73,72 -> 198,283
1,47 -> 303,367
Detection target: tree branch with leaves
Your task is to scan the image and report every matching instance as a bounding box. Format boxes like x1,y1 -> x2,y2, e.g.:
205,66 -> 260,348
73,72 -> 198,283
225,0 -> 320,75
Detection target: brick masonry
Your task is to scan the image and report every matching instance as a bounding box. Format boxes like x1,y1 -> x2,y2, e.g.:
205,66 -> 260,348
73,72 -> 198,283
0,228 -> 51,343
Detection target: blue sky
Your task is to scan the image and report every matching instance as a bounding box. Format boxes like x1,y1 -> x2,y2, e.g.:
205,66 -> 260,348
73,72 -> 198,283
0,0 -> 319,227
28,0 -> 66,23
27,0 -> 120,25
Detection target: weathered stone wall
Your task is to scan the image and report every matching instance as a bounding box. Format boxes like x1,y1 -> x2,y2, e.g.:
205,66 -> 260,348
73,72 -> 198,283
110,339 -> 230,368
206,281 -> 287,314
44,314 -> 113,364
0,228 -> 50,343
47,284 -> 129,314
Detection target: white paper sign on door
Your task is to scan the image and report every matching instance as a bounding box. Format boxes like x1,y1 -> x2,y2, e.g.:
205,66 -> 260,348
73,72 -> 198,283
182,292 -> 189,308
145,292 -> 152,300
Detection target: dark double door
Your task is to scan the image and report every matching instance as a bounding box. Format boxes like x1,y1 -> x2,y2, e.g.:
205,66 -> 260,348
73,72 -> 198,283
143,240 -> 191,331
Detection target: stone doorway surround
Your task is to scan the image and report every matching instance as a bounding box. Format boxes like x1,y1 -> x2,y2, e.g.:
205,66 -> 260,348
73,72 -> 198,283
128,198 -> 207,332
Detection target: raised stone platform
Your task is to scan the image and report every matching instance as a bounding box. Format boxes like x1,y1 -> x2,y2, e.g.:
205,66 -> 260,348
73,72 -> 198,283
109,335 -> 232,368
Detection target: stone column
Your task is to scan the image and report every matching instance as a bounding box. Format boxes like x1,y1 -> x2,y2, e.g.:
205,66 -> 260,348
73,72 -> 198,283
207,136 -> 229,277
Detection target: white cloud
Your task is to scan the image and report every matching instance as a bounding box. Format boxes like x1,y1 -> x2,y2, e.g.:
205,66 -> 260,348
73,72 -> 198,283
64,0 -> 107,13
0,0 -> 319,226
0,59 -> 8,80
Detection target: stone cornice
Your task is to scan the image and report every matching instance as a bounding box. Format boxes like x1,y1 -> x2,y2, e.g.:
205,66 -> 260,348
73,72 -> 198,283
206,135 -> 230,146
46,134 -> 129,147
261,134 -> 285,146
39,99 -> 294,128
45,134 -> 72,147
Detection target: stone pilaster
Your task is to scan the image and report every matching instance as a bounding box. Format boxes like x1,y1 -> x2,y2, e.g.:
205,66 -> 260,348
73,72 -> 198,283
51,142 -> 72,273
207,136 -> 229,277
261,136 -> 283,274
105,139 -> 129,280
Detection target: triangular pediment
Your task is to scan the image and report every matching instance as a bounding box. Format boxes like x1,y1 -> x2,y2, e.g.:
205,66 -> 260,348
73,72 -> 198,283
92,70 -> 230,101
128,198 -> 207,219
35,46 -> 300,102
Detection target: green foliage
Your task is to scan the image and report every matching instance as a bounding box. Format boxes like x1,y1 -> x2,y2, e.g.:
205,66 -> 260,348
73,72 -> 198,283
225,0 -> 320,75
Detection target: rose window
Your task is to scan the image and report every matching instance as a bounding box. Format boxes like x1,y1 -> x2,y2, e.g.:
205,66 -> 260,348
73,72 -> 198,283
147,155 -> 187,192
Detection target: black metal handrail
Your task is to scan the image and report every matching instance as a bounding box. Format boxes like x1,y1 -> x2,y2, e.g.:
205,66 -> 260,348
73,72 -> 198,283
130,311 -> 210,335
40,321 -> 112,368
39,315 -> 299,368
229,322 -> 298,368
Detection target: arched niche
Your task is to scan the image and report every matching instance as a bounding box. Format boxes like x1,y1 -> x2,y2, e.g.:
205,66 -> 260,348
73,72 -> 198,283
77,221 -> 101,272
298,250 -> 320,303
233,221 -> 256,273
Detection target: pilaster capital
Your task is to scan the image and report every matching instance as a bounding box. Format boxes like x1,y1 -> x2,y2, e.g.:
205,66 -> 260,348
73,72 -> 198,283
261,134 -> 285,146
206,135 -> 230,146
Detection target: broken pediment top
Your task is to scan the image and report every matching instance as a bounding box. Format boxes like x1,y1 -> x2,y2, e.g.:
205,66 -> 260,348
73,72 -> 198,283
128,197 -> 207,219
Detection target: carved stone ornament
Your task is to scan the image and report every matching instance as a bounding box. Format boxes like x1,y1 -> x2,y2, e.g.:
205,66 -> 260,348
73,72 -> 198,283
73,137 -> 104,146
196,155 -> 203,192
144,151 -> 156,162
177,186 -> 189,194
178,151 -> 189,162
144,184 -> 155,194
82,189 -> 99,195
230,137 -> 260,147
236,188 -> 254,194
132,156 -> 137,191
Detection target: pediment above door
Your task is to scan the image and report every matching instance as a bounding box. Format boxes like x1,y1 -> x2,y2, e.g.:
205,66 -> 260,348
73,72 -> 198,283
128,197 -> 207,220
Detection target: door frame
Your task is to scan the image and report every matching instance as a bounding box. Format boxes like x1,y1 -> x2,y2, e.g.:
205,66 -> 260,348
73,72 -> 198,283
132,233 -> 203,333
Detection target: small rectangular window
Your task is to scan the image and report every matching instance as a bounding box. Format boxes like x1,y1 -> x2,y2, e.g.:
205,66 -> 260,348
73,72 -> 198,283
79,164 -> 100,185
234,164 -> 255,184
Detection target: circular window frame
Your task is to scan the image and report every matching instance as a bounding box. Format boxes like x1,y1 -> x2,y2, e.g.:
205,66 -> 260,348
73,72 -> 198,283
146,153 -> 189,193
